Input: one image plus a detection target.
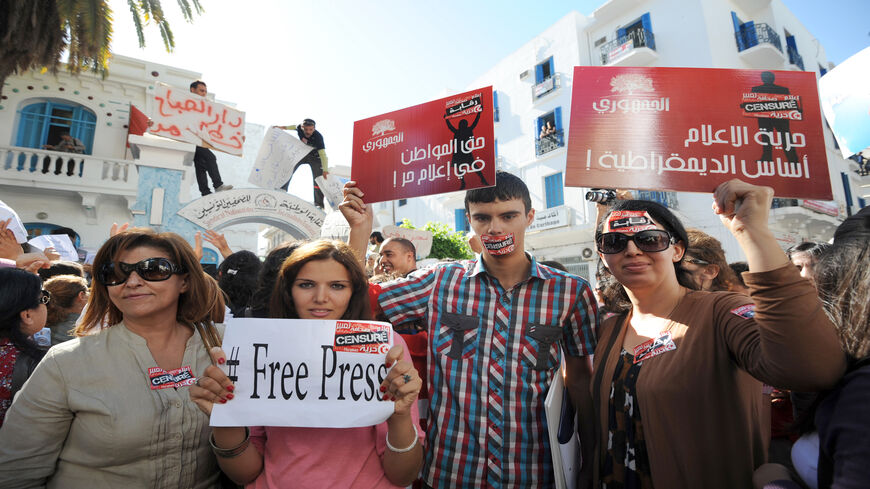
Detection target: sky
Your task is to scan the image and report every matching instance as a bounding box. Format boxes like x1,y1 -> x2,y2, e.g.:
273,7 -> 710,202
107,0 -> 870,179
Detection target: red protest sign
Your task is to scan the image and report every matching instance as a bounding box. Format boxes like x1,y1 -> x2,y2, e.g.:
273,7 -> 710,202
565,67 -> 832,199
352,87 -> 496,203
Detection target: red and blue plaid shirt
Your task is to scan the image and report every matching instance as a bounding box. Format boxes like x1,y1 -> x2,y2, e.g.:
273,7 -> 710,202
377,256 -> 597,488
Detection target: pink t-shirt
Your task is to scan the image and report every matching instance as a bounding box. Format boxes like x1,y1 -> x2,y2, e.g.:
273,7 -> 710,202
247,335 -> 423,489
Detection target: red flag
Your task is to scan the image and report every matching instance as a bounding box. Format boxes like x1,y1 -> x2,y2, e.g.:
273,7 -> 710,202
126,105 -> 149,147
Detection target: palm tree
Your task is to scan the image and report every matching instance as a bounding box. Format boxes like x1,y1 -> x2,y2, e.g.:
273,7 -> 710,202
0,0 -> 203,95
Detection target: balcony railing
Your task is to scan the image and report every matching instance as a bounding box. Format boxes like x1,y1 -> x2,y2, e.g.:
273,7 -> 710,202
531,73 -> 561,100
771,198 -> 799,209
787,46 -> 805,70
535,129 -> 564,156
735,22 -> 782,52
0,144 -> 138,195
636,190 -> 678,209
600,29 -> 656,65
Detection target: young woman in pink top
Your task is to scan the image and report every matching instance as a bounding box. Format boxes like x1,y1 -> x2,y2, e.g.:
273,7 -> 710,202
191,240 -> 424,488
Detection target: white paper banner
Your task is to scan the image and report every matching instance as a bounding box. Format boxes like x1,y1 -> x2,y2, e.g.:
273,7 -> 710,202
149,83 -> 246,156
0,200 -> 28,243
249,127 -> 314,189
382,225 -> 433,259
210,318 -> 394,428
315,175 -> 349,209
28,234 -> 78,261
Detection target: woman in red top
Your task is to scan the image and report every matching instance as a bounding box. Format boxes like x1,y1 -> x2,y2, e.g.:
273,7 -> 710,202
0,268 -> 49,426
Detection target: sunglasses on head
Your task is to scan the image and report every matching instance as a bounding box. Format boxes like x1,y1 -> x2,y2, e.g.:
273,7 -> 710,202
39,289 -> 51,305
596,229 -> 676,254
98,257 -> 185,286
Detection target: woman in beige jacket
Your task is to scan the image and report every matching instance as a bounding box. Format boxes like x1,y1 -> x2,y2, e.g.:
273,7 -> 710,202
0,228 -> 225,489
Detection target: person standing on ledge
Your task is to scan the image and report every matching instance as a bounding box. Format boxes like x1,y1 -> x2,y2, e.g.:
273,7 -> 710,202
276,119 -> 328,209
190,80 -> 233,197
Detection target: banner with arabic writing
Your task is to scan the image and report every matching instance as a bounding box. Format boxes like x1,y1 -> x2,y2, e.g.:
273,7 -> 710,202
565,67 -> 831,199
150,83 -> 246,156
351,87 -> 496,203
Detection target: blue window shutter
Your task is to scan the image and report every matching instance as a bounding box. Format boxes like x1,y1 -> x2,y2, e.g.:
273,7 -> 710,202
731,12 -> 745,51
535,63 -> 544,84
535,116 -> 543,139
858,197 -> 866,209
548,57 -> 555,77
16,103 -> 47,148
454,209 -> 468,233
785,35 -> 797,51
545,173 -> 564,208
617,26 -> 627,41
71,107 -> 96,154
554,107 -> 563,130
743,21 -> 758,48
493,90 -> 499,122
640,13 -> 655,50
819,66 -> 827,76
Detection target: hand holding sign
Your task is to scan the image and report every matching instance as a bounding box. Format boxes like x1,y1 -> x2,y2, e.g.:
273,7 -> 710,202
190,346 -> 234,417
712,178 -> 774,237
712,179 -> 789,273
380,345 -> 422,416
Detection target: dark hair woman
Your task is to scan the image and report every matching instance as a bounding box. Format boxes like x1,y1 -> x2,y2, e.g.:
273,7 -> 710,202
191,240 -> 424,488
42,274 -> 88,345
217,250 -> 262,317
0,268 -> 48,426
586,180 -> 845,489
0,228 -> 225,488
243,242 -> 302,318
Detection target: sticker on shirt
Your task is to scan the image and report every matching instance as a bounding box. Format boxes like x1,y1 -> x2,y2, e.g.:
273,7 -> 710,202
633,331 -> 677,364
605,210 -> 657,234
334,321 -> 392,354
480,233 -> 515,255
730,304 -> 756,319
148,366 -> 196,390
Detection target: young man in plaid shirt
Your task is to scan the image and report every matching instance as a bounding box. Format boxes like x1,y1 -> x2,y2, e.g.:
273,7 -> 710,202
341,171 -> 598,488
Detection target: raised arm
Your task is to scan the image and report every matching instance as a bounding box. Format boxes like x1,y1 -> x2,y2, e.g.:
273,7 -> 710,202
338,181 -> 374,266
713,179 -> 846,390
469,110 -> 482,130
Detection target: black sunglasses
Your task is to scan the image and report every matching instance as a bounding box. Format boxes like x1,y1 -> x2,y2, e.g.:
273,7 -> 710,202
596,230 -> 676,254
39,289 -> 51,305
98,257 -> 185,286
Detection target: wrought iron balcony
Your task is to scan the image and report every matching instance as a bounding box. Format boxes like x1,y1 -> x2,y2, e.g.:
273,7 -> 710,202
787,46 -> 805,70
600,29 -> 656,65
531,73 -> 561,100
535,130 -> 564,156
735,22 -> 782,52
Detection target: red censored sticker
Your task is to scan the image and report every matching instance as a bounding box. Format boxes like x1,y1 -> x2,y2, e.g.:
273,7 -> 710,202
148,366 -> 196,390
480,233 -> 515,255
334,321 -> 392,354
633,331 -> 677,364
605,210 -> 657,234
730,304 -> 756,319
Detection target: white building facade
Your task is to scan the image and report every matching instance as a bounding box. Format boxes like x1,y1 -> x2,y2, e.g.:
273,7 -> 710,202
0,55 -> 261,263
383,0 -> 868,282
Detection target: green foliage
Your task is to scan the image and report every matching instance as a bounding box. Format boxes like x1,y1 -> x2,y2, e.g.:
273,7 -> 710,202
400,219 -> 472,260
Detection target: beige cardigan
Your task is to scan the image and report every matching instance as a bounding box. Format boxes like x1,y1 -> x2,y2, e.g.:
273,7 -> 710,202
0,322 -> 222,489
591,264 -> 845,489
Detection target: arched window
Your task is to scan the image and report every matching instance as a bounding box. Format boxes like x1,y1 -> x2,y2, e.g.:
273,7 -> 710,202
15,100 -> 96,154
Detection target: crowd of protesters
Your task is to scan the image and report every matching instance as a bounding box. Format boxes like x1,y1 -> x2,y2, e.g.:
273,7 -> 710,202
0,172 -> 867,489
